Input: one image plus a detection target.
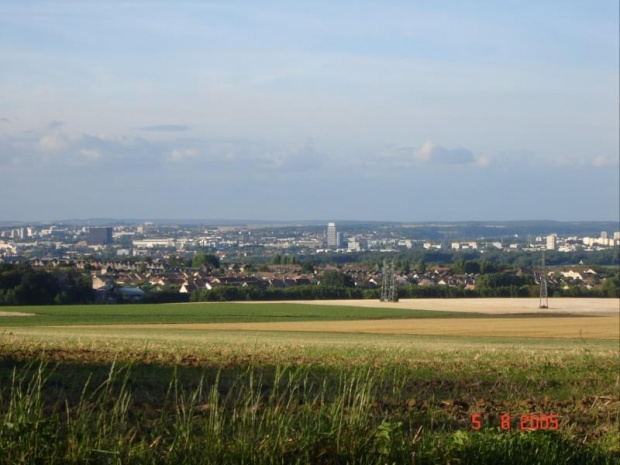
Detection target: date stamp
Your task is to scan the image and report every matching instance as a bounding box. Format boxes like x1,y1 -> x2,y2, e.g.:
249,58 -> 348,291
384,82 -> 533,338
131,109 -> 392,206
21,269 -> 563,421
471,413 -> 559,431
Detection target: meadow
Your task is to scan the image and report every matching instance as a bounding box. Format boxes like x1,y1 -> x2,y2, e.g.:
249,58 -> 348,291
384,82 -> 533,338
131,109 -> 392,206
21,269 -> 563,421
0,302 -> 488,327
0,301 -> 618,463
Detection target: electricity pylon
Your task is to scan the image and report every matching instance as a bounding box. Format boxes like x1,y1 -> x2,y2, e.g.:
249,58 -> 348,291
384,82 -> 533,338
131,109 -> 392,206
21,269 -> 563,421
539,250 -> 548,309
380,259 -> 399,302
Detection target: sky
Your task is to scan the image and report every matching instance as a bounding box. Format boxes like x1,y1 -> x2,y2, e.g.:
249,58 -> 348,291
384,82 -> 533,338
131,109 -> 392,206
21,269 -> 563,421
0,1 -> 618,222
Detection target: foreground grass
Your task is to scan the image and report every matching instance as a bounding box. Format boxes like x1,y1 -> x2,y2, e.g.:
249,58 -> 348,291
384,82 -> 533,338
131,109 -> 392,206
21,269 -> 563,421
1,312 -> 618,463
0,359 -> 618,464
2,327 -> 618,400
1,329 -> 618,461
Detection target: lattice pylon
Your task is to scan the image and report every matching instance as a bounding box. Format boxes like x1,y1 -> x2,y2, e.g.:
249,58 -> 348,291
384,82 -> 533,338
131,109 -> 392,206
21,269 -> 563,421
539,250 -> 548,309
380,259 -> 399,302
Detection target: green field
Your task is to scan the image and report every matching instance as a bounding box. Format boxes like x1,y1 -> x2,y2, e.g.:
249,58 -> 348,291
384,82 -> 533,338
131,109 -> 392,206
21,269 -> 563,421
0,302 -> 491,327
0,302 -> 618,464
0,302 -> 591,327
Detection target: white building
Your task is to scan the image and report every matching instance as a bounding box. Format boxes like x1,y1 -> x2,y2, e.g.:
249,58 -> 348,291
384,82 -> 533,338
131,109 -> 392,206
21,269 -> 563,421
348,240 -> 361,252
561,270 -> 584,280
546,234 -> 557,250
132,239 -> 175,248
327,223 -> 338,248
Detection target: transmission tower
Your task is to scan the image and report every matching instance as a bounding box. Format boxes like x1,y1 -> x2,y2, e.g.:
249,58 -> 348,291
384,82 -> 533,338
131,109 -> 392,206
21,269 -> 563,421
380,259 -> 389,301
539,250 -> 548,309
380,259 -> 399,302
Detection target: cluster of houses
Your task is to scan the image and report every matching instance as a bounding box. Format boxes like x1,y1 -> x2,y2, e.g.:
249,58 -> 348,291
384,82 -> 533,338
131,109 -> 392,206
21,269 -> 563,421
546,268 -> 601,290
19,257 -> 610,302
90,267 -> 316,302
89,263 -> 478,300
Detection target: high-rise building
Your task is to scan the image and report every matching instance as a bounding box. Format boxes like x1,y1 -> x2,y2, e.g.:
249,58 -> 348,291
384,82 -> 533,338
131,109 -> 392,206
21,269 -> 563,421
327,222 -> 337,248
600,231 -> 608,239
88,227 -> 113,245
546,234 -> 556,250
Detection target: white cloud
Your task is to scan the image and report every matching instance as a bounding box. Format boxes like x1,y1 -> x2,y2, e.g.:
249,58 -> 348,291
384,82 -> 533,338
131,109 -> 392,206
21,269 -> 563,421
592,156 -> 612,167
413,140 -> 475,165
163,139 -> 319,170
377,141 -> 479,167
475,154 -> 491,167
168,148 -> 198,162
38,131 -> 72,151
413,140 -> 434,162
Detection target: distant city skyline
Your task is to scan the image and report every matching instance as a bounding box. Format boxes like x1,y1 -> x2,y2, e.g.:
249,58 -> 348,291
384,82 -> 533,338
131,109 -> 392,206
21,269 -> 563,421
0,1 -> 618,221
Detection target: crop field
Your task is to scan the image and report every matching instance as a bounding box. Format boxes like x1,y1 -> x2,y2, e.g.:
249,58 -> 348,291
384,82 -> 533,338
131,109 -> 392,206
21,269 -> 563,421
0,299 -> 618,464
0,302 -> 491,327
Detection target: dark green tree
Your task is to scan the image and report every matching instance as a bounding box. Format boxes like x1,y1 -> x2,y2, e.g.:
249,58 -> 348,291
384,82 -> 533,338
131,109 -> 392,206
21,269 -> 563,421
192,253 -> 220,269
602,272 -> 620,298
13,269 -> 59,305
168,255 -> 190,268
480,260 -> 498,274
320,271 -> 355,288
300,262 -> 315,274
452,258 -> 466,274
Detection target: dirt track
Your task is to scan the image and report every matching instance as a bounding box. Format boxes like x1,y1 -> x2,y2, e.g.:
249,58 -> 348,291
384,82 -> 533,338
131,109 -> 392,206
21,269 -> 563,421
79,315 -> 619,340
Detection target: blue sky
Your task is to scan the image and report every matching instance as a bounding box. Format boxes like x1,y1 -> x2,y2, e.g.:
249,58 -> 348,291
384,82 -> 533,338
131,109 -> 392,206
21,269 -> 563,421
1,1 -> 618,221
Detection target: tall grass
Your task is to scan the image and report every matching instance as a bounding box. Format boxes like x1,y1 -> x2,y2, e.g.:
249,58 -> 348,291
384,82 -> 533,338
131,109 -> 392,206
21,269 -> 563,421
0,362 -> 617,464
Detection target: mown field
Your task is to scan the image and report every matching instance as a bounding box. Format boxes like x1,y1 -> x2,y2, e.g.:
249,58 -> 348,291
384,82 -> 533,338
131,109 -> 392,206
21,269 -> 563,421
0,302 -> 490,327
0,301 -> 618,464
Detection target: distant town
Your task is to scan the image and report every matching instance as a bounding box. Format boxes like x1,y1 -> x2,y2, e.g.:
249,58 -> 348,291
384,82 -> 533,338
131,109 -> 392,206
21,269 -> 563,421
0,220 -> 618,305
2,220 -> 619,258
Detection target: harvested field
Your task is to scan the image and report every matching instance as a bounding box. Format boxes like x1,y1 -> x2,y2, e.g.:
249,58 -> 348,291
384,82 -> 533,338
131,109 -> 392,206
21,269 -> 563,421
72,315 -> 619,340
264,297 -> 620,315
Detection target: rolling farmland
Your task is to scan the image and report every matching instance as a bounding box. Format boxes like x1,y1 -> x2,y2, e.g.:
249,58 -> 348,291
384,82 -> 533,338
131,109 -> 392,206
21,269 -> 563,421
0,298 -> 618,463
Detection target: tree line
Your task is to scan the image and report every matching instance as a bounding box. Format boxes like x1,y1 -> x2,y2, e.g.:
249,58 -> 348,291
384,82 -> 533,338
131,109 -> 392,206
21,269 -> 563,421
0,263 -> 93,306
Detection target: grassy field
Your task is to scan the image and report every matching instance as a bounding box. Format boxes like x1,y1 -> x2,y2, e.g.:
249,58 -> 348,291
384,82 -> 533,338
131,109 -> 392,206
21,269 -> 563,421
0,300 -> 613,327
0,301 -> 618,463
0,302 -> 494,327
